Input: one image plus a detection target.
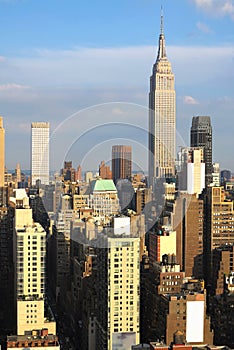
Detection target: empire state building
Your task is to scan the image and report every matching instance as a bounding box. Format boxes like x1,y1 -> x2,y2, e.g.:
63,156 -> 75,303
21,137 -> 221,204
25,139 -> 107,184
148,11 -> 176,185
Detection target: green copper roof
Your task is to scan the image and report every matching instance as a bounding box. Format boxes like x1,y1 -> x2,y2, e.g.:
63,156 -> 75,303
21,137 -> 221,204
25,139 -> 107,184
91,179 -> 117,192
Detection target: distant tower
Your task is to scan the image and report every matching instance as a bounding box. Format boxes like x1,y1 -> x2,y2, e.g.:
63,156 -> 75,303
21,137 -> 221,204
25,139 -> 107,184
112,145 -> 132,183
190,116 -> 212,186
148,9 -> 176,184
31,122 -> 50,185
0,117 -> 5,187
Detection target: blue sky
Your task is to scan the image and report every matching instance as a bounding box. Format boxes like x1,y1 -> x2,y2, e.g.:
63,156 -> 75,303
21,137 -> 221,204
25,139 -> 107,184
0,0 -> 234,172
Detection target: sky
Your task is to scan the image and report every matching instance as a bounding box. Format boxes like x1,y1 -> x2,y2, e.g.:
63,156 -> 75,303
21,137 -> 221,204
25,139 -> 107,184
0,0 -> 234,172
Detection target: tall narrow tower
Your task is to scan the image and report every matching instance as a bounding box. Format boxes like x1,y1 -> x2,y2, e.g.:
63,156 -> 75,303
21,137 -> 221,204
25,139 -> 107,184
148,10 -> 176,185
31,122 -> 50,186
190,116 -> 212,186
112,145 -> 132,183
0,117 -> 5,187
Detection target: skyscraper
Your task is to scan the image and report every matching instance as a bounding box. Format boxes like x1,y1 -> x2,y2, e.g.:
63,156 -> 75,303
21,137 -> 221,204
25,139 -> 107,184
12,189 -> 56,336
148,10 -> 176,184
190,116 -> 212,186
31,122 -> 50,186
112,145 -> 132,183
0,117 -> 5,187
96,235 -> 140,349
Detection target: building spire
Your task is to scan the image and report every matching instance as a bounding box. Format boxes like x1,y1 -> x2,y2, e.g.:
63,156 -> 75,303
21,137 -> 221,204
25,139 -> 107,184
157,6 -> 167,61
160,6 -> 164,35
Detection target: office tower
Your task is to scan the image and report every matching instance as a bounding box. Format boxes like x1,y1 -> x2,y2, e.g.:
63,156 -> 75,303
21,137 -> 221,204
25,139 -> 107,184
99,160 -> 112,179
148,11 -> 176,183
190,116 -> 212,186
112,145 -> 132,183
60,160 -> 76,182
12,189 -> 56,336
202,186 -> 234,285
171,193 -> 204,278
76,164 -> 82,182
0,117 -> 5,187
31,122 -> 50,186
220,169 -> 231,184
96,236 -> 140,350
178,147 -> 205,196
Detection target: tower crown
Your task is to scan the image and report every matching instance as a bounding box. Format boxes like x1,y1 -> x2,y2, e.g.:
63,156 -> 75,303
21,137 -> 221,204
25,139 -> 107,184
157,8 -> 167,61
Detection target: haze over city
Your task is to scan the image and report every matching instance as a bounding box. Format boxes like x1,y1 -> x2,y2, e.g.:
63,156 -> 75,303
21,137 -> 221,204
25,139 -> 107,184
1,0 -> 234,171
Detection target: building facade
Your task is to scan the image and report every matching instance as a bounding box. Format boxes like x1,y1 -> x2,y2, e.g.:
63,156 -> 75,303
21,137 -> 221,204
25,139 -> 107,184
148,12 -> 176,183
112,145 -> 132,183
190,116 -> 212,186
96,236 -> 140,350
31,122 -> 50,186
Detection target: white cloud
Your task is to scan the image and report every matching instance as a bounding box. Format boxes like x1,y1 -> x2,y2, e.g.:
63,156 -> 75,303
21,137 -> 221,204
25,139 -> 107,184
0,83 -> 30,91
192,0 -> 234,19
196,21 -> 213,34
183,95 -> 199,104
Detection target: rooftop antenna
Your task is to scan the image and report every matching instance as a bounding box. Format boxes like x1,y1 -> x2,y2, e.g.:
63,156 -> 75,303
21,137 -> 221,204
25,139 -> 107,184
160,6 -> 164,35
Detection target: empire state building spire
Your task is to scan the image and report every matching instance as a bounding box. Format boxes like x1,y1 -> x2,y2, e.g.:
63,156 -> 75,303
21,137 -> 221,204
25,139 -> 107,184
157,7 -> 167,60
148,9 -> 176,184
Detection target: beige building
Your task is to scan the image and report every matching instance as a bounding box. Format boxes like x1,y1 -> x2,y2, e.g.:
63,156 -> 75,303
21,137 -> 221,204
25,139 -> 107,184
12,189 -> 56,336
88,178 -> 120,218
210,186 -> 234,249
96,236 -> 140,350
148,12 -> 176,182
0,116 -> 5,187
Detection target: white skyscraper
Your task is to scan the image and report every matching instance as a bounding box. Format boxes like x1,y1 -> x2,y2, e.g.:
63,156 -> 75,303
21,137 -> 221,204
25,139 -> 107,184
148,11 -> 176,184
31,122 -> 50,185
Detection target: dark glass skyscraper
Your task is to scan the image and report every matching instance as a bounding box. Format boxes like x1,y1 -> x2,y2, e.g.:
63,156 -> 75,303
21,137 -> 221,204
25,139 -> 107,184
112,145 -> 132,183
190,116 -> 212,186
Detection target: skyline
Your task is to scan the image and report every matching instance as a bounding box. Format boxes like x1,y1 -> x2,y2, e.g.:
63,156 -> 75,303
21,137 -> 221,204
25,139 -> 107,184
0,0 -> 234,171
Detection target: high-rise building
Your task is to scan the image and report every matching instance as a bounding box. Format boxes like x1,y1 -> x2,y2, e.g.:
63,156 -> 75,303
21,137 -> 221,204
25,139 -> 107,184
96,235 -> 140,350
0,116 -> 5,187
31,122 -> 50,186
12,189 -> 56,336
190,116 -> 212,186
178,147 -> 205,196
112,145 -> 132,183
148,11 -> 176,183
99,160 -> 112,179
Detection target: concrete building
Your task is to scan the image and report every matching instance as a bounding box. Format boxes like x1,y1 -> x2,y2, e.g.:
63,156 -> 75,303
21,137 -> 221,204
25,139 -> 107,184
211,244 -> 234,296
0,116 -> 5,187
99,160 -> 112,179
169,193 -> 204,278
12,189 -> 56,336
112,145 -> 132,183
96,236 -> 140,350
88,178 -> 119,218
178,147 -> 205,196
7,329 -> 59,349
156,291 -> 213,345
148,11 -> 176,182
31,122 -> 50,186
190,116 -> 212,186
60,161 -> 76,182
148,227 -> 176,266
